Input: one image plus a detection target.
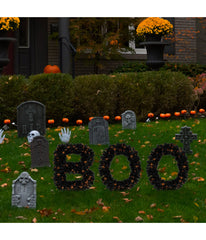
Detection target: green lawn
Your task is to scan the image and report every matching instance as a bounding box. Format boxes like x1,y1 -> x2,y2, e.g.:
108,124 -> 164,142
0,118 -> 205,223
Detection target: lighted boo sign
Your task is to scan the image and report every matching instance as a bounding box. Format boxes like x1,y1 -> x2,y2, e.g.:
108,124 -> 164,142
53,143 -> 189,191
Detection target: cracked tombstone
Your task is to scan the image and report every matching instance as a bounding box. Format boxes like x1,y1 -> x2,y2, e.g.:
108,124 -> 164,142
17,100 -> 46,137
175,126 -> 197,154
30,136 -> 50,168
12,172 -> 36,208
121,110 -> 136,129
88,117 -> 110,145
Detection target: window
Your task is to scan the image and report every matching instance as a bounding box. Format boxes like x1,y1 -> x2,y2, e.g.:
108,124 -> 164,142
69,18 -> 147,55
106,18 -> 146,54
127,24 -> 146,54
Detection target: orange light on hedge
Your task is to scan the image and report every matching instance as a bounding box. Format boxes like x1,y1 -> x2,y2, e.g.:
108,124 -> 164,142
48,119 -> 54,124
190,110 -> 196,115
89,117 -> 94,121
181,109 -> 187,115
76,119 -> 83,125
62,118 -> 69,123
103,115 -> 110,120
199,108 -> 205,113
148,113 -> 154,118
4,119 -> 11,124
174,112 -> 181,117
165,113 -> 171,118
115,116 -> 121,121
160,113 -> 165,118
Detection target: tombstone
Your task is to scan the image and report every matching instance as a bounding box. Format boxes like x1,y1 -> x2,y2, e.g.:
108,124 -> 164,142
17,100 -> 46,137
88,117 -> 109,145
121,110 -> 136,129
175,126 -> 197,154
30,136 -> 50,167
12,172 -> 36,208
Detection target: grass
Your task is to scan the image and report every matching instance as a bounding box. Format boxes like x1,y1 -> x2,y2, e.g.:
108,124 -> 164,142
0,117 -> 206,223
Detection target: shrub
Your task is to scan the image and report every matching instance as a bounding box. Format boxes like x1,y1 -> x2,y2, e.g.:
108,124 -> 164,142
189,73 -> 206,109
112,62 -> 149,73
0,75 -> 28,124
113,62 -> 206,78
112,71 -> 195,120
111,72 -> 155,119
160,63 -> 206,77
73,74 -> 117,122
27,73 -> 74,125
0,71 -> 195,125
73,71 -> 195,122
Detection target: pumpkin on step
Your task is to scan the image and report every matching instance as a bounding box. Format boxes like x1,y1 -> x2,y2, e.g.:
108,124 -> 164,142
44,65 -> 61,74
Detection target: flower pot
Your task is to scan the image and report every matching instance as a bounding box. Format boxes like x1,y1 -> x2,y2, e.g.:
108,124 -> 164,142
145,34 -> 162,42
0,33 -> 16,73
140,37 -> 169,70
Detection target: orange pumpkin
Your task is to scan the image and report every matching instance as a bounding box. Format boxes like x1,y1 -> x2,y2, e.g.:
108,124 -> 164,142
110,39 -> 118,45
44,65 -> 61,74
148,113 -> 154,118
199,108 -> 205,113
165,113 -> 171,118
181,109 -> 187,115
89,117 -> 94,121
4,119 -> 11,124
103,115 -> 110,120
62,118 -> 69,123
48,119 -> 55,124
190,110 -> 196,115
115,116 -> 121,121
160,113 -> 165,118
76,119 -> 83,125
174,112 -> 181,117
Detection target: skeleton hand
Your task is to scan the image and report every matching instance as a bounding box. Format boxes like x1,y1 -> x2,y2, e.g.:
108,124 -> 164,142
59,127 -> 71,143
0,129 -> 5,144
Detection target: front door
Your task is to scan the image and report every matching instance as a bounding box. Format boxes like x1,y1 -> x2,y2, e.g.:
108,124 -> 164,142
18,18 -> 48,76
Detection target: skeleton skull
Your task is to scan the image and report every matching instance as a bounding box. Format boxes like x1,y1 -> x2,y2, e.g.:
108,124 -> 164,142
27,130 -> 40,143
19,172 -> 30,185
125,113 -> 134,125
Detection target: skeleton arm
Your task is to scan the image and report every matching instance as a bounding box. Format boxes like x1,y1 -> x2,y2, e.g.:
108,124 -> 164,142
59,127 -> 71,143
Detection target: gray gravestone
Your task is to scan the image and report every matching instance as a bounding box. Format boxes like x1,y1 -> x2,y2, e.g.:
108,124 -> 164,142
88,117 -> 109,145
17,100 -> 46,137
121,110 -> 136,129
175,125 -> 197,154
12,172 -> 36,208
30,136 -> 50,167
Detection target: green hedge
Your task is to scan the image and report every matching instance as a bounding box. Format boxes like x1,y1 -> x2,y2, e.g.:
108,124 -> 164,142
113,62 -> 206,77
112,62 -> 150,74
0,75 -> 28,123
112,71 -> 195,120
73,74 -> 117,122
28,73 -> 74,125
0,71 -> 195,126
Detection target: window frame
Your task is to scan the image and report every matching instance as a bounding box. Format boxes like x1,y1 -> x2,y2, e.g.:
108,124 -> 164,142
119,24 -> 147,55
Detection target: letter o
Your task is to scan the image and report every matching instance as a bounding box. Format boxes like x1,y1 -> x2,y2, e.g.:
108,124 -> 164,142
147,143 -> 189,190
99,143 -> 141,191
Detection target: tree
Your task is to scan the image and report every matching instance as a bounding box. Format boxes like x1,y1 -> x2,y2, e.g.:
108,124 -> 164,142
69,18 -> 144,73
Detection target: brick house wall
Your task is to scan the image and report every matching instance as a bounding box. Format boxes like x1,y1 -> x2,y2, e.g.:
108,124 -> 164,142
166,17 -> 197,63
196,17 -> 206,64
47,18 -> 205,76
